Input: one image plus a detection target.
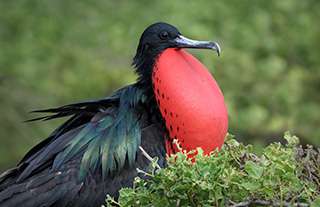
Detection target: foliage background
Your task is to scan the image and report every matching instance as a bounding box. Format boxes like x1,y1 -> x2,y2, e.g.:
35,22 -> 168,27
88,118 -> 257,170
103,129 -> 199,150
0,0 -> 319,172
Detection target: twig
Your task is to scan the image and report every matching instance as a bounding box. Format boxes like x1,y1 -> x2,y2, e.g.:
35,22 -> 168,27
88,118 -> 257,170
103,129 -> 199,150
176,199 -> 181,207
139,146 -> 161,169
136,168 -> 154,177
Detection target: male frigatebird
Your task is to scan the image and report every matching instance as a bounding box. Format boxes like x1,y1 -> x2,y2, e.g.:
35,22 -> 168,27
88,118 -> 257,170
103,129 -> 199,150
0,22 -> 228,207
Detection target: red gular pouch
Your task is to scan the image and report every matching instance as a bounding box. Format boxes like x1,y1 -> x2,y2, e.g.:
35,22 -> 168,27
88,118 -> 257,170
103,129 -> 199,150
152,48 -> 228,158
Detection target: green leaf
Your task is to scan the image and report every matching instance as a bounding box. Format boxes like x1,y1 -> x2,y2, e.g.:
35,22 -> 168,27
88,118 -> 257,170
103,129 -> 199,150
311,197 -> 320,207
240,181 -> 261,191
284,131 -> 300,147
244,161 -> 264,179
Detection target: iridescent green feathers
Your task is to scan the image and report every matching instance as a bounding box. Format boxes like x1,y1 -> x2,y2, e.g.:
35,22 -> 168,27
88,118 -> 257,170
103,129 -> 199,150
19,85 -> 147,182
54,86 -> 146,180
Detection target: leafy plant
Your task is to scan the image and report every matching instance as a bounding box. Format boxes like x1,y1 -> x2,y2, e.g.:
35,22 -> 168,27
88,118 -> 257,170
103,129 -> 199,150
106,132 -> 320,206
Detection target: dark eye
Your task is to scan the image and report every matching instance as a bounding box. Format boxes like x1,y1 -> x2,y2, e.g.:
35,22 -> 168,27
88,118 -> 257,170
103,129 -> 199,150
159,31 -> 169,40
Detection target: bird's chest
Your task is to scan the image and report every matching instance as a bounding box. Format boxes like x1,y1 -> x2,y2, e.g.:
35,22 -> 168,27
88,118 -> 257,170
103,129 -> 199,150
152,49 -> 228,156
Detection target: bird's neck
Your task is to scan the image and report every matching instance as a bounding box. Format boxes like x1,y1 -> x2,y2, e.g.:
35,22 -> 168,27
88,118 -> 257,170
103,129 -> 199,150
133,51 -> 170,143
133,47 -> 164,87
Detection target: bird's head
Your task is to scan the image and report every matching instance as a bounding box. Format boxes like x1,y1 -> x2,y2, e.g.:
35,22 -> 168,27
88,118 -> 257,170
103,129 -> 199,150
133,22 -> 221,82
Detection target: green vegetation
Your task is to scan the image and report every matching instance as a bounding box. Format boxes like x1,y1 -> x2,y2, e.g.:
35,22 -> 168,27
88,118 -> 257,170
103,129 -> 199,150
0,0 -> 319,172
107,133 -> 320,206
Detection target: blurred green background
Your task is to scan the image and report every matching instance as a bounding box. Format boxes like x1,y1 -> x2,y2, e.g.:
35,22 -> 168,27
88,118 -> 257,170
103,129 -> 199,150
0,0 -> 319,172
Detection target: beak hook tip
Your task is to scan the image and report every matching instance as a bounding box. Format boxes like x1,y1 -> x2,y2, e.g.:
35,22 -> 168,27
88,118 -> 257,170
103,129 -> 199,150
213,42 -> 221,57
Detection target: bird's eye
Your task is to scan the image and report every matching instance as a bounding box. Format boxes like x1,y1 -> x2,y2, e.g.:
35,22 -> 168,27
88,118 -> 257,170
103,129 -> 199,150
159,31 -> 169,40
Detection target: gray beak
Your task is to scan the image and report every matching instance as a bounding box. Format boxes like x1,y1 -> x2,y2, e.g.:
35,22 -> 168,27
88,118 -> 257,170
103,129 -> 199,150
173,35 -> 221,56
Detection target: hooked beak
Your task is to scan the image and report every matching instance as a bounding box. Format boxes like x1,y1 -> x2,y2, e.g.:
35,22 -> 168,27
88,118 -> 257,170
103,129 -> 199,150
173,35 -> 221,56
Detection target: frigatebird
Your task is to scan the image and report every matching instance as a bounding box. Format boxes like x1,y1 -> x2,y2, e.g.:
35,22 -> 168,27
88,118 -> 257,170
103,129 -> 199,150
0,22 -> 228,207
